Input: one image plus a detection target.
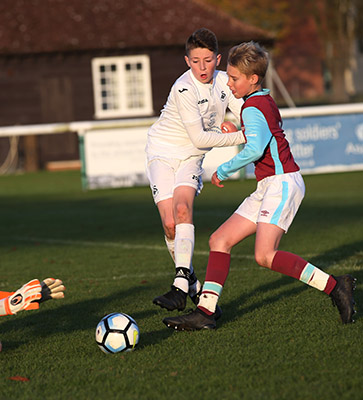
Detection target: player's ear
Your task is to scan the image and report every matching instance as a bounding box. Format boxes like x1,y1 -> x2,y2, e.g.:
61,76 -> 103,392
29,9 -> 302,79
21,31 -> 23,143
250,74 -> 259,85
184,55 -> 191,68
216,54 -> 221,66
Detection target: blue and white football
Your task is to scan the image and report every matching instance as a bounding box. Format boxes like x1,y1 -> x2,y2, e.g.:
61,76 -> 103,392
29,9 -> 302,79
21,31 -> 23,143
95,312 -> 140,354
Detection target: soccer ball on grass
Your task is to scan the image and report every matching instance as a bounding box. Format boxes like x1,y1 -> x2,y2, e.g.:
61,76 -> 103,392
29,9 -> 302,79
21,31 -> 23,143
95,312 -> 140,354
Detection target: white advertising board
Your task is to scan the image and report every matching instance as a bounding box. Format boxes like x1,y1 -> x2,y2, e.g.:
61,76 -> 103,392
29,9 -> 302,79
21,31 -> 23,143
77,103 -> 363,190
81,127 -> 241,189
83,127 -> 149,189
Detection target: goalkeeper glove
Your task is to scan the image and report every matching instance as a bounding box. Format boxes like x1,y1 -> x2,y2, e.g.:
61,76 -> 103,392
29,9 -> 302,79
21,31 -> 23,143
38,278 -> 65,303
0,279 -> 41,316
24,278 -> 66,310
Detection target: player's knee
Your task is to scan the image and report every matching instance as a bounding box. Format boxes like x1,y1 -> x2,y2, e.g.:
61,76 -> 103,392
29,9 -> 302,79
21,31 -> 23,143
174,202 -> 191,223
209,231 -> 219,249
209,231 -> 230,252
254,251 -> 272,269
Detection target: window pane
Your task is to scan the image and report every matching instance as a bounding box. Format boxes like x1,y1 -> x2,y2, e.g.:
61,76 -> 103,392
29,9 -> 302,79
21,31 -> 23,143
124,62 -> 146,109
97,63 -> 119,110
92,55 -> 152,117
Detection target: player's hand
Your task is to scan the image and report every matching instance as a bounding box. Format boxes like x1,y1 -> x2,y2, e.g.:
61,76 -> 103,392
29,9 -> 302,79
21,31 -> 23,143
37,278 -> 66,303
3,279 -> 41,315
211,171 -> 224,188
221,121 -> 237,133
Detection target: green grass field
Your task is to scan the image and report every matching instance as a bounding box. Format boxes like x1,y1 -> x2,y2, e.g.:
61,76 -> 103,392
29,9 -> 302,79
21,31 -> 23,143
0,170 -> 362,400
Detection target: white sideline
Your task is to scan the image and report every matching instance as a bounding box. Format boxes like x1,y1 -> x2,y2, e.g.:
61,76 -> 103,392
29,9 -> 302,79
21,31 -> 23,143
8,235 -> 257,259
2,236 -> 357,284
6,235 -> 320,260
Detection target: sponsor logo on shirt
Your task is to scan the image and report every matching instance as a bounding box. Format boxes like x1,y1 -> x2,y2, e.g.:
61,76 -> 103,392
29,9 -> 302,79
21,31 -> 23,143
260,210 -> 270,217
198,98 -> 208,104
152,185 -> 159,197
207,112 -> 217,128
178,88 -> 188,93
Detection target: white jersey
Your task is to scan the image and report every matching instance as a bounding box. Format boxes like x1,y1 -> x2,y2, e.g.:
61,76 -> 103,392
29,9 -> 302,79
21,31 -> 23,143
146,69 -> 245,159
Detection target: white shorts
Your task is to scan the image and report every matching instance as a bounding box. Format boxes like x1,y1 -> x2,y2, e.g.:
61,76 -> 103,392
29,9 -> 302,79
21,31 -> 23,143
235,171 -> 305,232
146,155 -> 204,204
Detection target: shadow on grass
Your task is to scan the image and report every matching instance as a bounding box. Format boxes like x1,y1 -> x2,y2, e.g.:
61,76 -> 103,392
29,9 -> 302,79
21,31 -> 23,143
0,281 -> 174,352
218,240 -> 363,327
1,241 -> 360,351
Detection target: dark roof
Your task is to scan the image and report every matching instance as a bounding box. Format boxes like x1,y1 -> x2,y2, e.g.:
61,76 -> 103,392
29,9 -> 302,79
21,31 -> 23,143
0,0 -> 273,55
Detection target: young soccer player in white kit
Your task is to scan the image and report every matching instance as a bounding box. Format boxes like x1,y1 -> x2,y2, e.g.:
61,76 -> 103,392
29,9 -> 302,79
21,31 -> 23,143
163,41 -> 357,330
146,28 -> 246,312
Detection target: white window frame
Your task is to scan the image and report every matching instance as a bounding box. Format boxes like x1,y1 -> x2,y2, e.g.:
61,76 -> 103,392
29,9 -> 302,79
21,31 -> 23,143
92,55 -> 153,119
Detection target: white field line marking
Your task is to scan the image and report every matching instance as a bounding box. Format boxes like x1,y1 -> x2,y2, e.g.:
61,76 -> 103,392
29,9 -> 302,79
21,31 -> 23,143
3,237 -> 360,283
9,236 -> 257,260
7,235 -> 323,261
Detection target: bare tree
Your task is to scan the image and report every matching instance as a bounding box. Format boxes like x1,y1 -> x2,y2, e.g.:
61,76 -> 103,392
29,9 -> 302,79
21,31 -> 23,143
205,0 -> 363,103
313,0 -> 361,102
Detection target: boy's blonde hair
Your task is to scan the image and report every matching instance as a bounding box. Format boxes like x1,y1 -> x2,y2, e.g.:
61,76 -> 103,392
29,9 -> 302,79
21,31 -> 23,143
228,41 -> 269,84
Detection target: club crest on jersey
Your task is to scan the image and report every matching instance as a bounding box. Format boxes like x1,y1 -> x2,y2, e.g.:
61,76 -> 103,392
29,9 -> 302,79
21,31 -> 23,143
220,91 -> 226,101
178,88 -> 188,93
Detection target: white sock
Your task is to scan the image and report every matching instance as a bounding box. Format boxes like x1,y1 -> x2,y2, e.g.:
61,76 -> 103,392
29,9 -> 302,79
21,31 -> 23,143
173,223 -> 194,293
198,281 -> 223,314
165,234 -> 195,278
164,235 -> 175,262
299,263 -> 330,291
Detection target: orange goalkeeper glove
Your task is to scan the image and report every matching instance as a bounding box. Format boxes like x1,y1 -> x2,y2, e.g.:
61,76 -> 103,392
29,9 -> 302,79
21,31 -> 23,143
0,279 -> 41,316
24,278 -> 66,310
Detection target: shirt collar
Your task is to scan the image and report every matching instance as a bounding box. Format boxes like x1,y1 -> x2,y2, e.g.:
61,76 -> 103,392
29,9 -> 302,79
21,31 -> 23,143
243,88 -> 270,101
243,90 -> 259,101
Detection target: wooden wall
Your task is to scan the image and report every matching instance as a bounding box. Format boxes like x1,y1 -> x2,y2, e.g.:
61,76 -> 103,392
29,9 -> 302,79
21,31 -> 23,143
0,44 -> 235,170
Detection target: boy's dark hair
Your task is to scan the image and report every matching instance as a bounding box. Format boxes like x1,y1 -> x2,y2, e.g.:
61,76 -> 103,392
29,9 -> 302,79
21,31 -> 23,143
228,41 -> 269,84
185,28 -> 218,56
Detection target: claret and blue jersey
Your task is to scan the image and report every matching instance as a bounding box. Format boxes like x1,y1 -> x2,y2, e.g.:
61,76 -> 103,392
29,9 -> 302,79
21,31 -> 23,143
217,89 -> 299,182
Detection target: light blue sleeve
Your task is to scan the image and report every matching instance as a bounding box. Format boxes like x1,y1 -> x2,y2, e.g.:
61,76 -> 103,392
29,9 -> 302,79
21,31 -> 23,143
217,107 -> 272,180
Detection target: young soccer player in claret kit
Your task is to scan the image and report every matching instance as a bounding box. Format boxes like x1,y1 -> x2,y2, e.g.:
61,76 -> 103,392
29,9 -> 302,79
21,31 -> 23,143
146,28 -> 246,314
163,41 -> 357,331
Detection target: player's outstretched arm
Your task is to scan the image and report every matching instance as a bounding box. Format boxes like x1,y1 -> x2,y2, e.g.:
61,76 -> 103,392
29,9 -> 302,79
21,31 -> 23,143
0,279 -> 41,316
185,119 -> 246,148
